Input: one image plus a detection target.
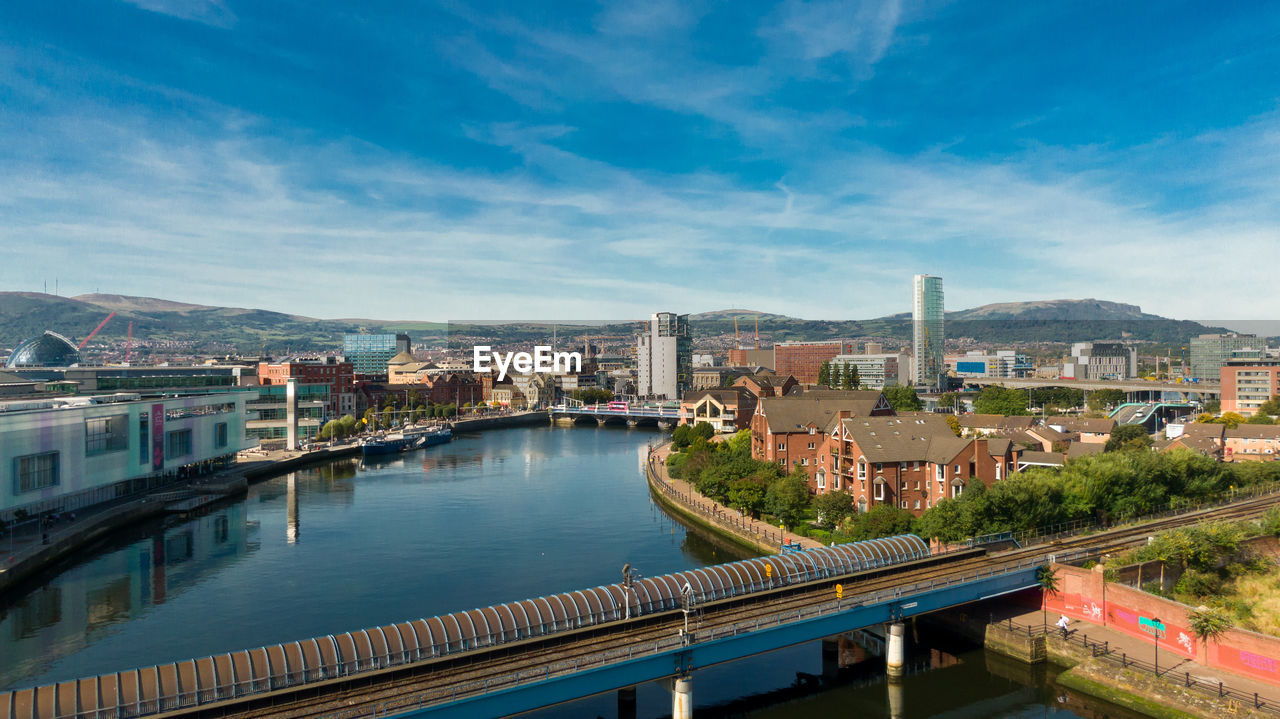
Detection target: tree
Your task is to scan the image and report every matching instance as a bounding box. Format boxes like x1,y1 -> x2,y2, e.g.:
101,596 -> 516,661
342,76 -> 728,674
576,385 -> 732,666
972,385 -> 1029,416
727,475 -> 769,518
813,490 -> 855,530
672,424 -> 692,450
848,504 -> 915,540
767,467 -> 811,529
945,414 -> 962,437
843,363 -> 858,390
337,414 -> 357,438
691,422 -> 716,441
1086,389 -> 1126,412
1258,397 -> 1280,418
1037,565 -> 1060,634
817,361 -> 832,388
883,385 -> 923,412
1187,605 -> 1232,664
1245,413 -> 1275,425
1105,424 -> 1152,452
317,419 -> 341,441
938,392 -> 959,410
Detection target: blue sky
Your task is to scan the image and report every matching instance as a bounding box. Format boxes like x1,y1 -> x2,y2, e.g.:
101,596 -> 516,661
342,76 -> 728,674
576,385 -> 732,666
1,1 -> 1278,321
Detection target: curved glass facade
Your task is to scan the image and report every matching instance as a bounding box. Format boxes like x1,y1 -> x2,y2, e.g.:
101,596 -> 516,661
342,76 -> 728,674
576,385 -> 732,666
5,331 -> 81,368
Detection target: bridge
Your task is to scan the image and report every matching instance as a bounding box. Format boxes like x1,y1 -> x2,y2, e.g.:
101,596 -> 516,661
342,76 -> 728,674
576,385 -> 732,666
1110,401 -> 1196,432
549,401 -> 681,427
6,490 -> 1277,719
960,376 -> 1220,401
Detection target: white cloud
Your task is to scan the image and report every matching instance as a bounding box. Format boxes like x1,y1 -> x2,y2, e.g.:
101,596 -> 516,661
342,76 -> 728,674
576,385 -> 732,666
119,0 -> 237,28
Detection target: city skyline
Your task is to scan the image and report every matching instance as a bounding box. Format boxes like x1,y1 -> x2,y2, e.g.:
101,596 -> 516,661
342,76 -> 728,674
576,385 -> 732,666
4,2 -> 1280,320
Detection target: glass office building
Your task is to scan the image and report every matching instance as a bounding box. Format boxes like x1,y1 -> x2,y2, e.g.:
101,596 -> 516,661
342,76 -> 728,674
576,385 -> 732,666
912,275 -> 945,390
342,333 -> 410,377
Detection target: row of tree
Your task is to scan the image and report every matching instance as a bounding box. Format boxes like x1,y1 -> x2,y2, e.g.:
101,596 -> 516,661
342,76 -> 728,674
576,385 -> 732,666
817,361 -> 860,390
666,428 -> 813,528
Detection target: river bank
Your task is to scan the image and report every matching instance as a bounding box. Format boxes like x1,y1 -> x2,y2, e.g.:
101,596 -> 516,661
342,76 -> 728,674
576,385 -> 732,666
0,412 -> 548,598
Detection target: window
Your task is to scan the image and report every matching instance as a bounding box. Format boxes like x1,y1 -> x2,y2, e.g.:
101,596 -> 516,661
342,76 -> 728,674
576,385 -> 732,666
935,464 -> 945,482
901,500 -> 908,509
857,460 -> 867,480
800,457 -> 808,465
995,463 -> 1003,481
834,475 -> 841,490
14,452 -> 59,494
914,480 -> 920,490
954,464 -> 961,475
817,471 -> 825,489
777,441 -> 785,450
807,442 -> 815,450
914,500 -> 921,509
899,461 -> 907,471
875,462 -> 883,471
85,414 -> 129,456
914,461 -> 920,471
215,422 -> 229,449
874,480 -> 885,501
166,429 -> 193,460
952,482 -> 964,498
139,413 -> 149,464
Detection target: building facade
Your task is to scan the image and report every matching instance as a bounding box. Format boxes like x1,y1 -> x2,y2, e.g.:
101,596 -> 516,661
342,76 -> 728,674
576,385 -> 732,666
679,388 -> 757,433
774,341 -> 856,385
726,348 -> 775,369
342,333 -> 411,379
1,391 -> 255,520
829,353 -> 910,389
1063,342 -> 1137,380
947,350 -> 1033,379
636,312 -> 691,400
1190,334 -> 1265,381
912,275 -> 945,390
1220,358 -> 1280,416
258,356 -> 354,418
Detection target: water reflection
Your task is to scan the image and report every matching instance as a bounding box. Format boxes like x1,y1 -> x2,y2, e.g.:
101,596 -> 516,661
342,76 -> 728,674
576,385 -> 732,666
0,505 -> 253,687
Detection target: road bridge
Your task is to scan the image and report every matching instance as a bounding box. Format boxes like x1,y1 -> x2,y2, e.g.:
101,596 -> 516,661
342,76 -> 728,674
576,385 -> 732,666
548,401 -> 680,427
5,490 -> 1278,719
960,376 -> 1219,401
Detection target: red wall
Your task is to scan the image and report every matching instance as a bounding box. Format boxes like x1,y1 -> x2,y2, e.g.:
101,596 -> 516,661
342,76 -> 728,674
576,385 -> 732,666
1042,564 -> 1280,686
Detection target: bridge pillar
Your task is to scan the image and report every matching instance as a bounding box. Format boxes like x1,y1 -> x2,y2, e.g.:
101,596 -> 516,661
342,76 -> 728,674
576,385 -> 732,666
886,622 -> 905,678
672,676 -> 693,719
617,685 -> 637,719
596,418 -> 607,427
822,637 -> 840,681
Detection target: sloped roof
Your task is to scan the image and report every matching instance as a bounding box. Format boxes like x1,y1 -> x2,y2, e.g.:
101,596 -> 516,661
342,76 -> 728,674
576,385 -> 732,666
1181,422 -> 1226,440
841,415 -> 969,464
388,351 -> 416,365
757,393 -> 888,433
959,414 -> 1035,431
1049,416 -> 1116,434
1019,451 -> 1066,467
1226,424 -> 1280,440
1026,424 -> 1071,443
1156,435 -> 1221,456
1065,442 -> 1106,459
682,387 -> 753,406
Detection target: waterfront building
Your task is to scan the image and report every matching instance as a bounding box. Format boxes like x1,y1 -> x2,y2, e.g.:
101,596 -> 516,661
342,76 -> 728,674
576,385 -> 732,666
4,331 -> 81,368
342,333 -> 411,380
0,391 -> 255,521
829,352 -> 910,389
817,415 -> 1015,516
679,388 -> 756,433
774,340 -> 856,385
912,275 -> 945,390
1190,333 -> 1265,381
245,383 -> 327,446
750,392 -> 894,483
1220,357 -> 1280,416
636,312 -> 691,400
1062,342 -> 1137,380
5,364 -> 258,393
258,356 -> 354,418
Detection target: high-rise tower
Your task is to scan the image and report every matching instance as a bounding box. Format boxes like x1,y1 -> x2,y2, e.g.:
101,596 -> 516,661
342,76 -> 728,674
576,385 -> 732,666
912,275 -> 945,390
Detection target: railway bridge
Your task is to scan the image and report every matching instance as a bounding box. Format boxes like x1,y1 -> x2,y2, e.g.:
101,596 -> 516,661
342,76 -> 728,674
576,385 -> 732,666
4,491 -> 1278,719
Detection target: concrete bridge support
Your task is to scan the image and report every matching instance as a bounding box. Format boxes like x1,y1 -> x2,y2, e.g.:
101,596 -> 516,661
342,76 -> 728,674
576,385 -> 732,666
671,676 -> 693,719
887,675 -> 905,719
886,622 -> 905,678
596,418 -> 607,427
617,685 -> 637,719
822,637 -> 840,681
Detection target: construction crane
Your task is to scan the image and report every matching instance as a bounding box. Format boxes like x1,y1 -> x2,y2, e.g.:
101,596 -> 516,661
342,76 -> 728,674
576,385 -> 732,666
77,311 -> 116,350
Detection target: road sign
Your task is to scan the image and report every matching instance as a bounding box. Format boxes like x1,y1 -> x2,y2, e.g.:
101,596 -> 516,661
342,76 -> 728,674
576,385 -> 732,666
835,584 -> 843,599
765,564 -> 772,578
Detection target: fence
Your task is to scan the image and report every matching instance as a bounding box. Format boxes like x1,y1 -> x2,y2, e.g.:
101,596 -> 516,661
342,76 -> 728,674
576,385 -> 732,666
645,447 -> 788,550
1000,618 -> 1279,715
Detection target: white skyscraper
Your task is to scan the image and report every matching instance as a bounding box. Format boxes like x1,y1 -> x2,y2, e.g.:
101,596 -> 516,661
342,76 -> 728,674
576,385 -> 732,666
636,312 -> 691,399
912,275 -> 945,390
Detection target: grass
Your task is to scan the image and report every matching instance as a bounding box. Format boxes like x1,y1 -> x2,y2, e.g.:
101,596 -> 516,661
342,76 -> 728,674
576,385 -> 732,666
1055,667 -> 1203,719
1228,570 -> 1280,636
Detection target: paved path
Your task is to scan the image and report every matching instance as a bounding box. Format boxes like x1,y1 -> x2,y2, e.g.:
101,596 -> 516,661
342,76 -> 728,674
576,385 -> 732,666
997,605 -> 1280,706
646,441 -> 823,553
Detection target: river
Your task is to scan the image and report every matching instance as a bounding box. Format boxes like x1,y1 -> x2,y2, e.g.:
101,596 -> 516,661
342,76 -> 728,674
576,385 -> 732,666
1,425 -> 1137,718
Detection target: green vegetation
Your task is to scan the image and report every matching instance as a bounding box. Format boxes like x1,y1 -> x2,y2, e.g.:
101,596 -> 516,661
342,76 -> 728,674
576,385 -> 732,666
916,449 -> 1280,543
1086,388 -> 1126,412
1186,606 -> 1233,663
1104,424 -> 1152,452
567,388 -> 614,404
972,385 -> 1029,415
317,414 -> 358,441
882,385 -> 923,412
1028,387 -> 1084,412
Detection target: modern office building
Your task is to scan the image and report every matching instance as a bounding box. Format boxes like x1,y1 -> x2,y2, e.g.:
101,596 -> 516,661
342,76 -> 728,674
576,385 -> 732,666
1190,333 -> 1265,381
244,383 -> 328,446
1220,358 -> 1280,416
259,356 -> 354,418
4,364 -> 258,393
829,353 -> 910,389
912,274 -> 945,390
342,333 -> 411,379
1,391 -> 255,521
636,312 -> 691,400
774,340 -> 856,385
947,350 -> 1033,379
1062,342 -> 1137,380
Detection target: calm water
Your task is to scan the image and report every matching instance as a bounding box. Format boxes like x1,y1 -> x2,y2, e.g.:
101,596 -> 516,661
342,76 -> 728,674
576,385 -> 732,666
0,426 -> 1130,718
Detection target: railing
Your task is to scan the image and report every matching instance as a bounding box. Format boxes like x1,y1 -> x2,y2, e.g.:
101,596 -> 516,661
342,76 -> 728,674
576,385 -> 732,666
316,551 -> 1087,719
645,448 -> 787,549
1000,618 -> 1279,715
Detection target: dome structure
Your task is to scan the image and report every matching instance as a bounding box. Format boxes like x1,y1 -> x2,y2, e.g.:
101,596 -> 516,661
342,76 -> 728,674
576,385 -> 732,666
5,331 -> 81,368
388,350 -> 416,366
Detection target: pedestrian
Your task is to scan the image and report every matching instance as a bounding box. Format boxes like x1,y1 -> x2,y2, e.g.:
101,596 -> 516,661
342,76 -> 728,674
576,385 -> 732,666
1056,614 -> 1070,639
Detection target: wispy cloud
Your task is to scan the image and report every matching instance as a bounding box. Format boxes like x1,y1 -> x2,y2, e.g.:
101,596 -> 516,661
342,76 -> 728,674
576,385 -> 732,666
119,0 -> 237,28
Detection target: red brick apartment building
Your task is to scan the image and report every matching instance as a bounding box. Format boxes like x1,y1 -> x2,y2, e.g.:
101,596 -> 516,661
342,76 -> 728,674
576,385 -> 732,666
751,391 -> 893,482
773,340 -> 857,385
259,356 -> 354,417
1221,359 -> 1280,416
816,415 -> 1016,517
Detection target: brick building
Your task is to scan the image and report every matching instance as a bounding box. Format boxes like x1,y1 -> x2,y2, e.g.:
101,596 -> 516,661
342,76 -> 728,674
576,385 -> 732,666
258,356 -> 354,418
773,340 -> 857,385
1221,359 -> 1280,416
679,388 -> 757,433
750,391 -> 893,482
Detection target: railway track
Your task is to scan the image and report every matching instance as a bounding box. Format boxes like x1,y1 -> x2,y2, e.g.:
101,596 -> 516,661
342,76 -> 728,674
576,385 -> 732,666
194,490 -> 1280,719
